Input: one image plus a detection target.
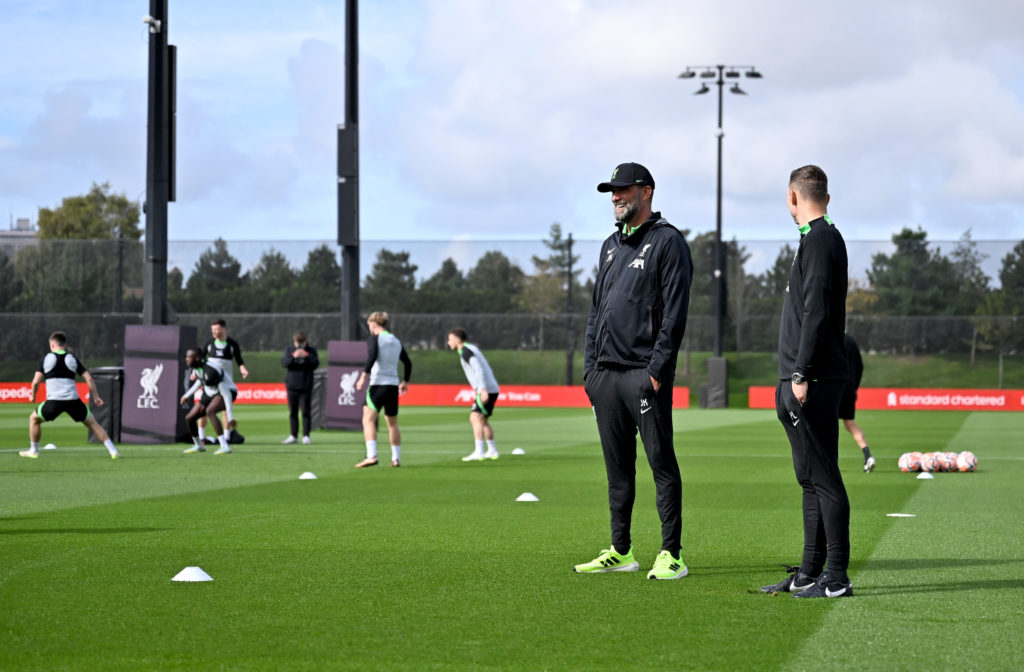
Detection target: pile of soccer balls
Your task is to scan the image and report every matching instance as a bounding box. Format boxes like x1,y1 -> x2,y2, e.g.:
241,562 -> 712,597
898,450 -> 977,473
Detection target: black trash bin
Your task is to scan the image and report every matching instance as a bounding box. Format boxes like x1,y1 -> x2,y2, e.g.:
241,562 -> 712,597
311,368 -> 328,431
88,366 -> 124,443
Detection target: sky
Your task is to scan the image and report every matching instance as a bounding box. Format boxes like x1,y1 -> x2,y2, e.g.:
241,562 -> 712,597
1,0 -> 1023,254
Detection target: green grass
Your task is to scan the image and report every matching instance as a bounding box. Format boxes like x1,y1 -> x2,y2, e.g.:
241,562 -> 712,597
1,404 -> 1021,670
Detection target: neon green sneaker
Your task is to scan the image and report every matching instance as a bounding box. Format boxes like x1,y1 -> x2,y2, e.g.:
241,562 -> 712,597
647,550 -> 688,580
573,547 -> 639,573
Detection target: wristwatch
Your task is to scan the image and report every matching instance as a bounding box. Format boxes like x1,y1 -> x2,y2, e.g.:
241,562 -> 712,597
791,372 -> 807,384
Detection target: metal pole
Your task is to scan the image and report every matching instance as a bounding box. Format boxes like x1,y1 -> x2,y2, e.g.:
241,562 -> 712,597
143,0 -> 171,325
339,0 -> 360,340
713,64 -> 724,357
566,232 -> 574,385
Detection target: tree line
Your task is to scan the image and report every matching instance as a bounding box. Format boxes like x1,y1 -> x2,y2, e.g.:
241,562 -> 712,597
1,183 -> 1021,354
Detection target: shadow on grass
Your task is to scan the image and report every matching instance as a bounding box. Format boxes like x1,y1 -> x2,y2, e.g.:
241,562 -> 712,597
855,578 -> 1023,595
0,527 -> 167,535
856,557 -> 1015,571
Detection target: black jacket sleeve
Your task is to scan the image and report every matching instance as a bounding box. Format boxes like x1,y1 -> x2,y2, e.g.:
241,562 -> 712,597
648,231 -> 693,383
583,239 -> 610,380
399,347 -> 412,382
363,335 -> 379,374
229,337 -> 245,366
795,238 -> 834,376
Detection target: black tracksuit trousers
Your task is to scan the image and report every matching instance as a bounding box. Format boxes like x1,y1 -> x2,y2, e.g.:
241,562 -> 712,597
287,388 -> 313,438
776,379 -> 850,579
586,366 -> 682,557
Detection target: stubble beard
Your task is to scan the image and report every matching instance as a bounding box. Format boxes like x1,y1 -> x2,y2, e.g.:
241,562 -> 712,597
614,198 -> 640,224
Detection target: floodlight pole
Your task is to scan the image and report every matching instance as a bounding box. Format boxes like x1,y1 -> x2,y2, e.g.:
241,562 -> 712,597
143,0 -> 176,325
679,64 -> 761,357
338,0 -> 361,340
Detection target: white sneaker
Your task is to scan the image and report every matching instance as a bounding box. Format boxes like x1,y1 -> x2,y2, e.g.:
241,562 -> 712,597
109,450 -> 121,460
483,450 -> 499,460
864,456 -> 877,473
214,446 -> 232,455
302,436 -> 311,445
19,449 -> 39,459
282,436 -> 297,445
462,451 -> 484,462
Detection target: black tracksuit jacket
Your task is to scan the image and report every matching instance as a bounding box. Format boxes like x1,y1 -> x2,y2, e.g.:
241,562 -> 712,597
777,216 -> 849,381
584,212 -> 693,384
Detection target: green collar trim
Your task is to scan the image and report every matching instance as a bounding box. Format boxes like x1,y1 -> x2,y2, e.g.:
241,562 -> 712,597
622,224 -> 639,236
799,214 -> 834,235
55,349 -> 66,355
214,339 -> 227,347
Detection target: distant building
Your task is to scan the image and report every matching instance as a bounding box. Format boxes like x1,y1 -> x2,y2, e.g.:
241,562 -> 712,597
1,217 -> 38,257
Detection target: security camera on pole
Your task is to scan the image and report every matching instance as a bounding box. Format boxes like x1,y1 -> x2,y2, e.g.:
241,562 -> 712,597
678,65 -> 763,408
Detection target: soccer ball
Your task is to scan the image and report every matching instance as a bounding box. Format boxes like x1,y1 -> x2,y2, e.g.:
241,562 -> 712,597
942,452 -> 959,472
920,452 -> 940,472
956,451 -> 978,472
42,443 -> 57,451
898,452 -> 921,472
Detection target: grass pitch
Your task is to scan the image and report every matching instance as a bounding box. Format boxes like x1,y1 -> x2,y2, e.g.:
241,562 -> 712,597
1,404 -> 1022,671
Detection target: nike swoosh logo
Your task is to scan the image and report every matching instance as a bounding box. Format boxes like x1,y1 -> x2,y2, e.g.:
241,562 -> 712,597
825,586 -> 847,597
640,406 -> 652,415
792,582 -> 815,591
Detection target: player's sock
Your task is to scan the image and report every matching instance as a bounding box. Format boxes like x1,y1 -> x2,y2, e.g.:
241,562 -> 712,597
103,439 -> 118,454
391,445 -> 400,462
862,446 -> 872,461
486,440 -> 497,453
218,435 -> 230,450
365,440 -> 377,459
30,441 -> 39,451
475,440 -> 485,453
198,428 -> 206,442
193,436 -> 204,448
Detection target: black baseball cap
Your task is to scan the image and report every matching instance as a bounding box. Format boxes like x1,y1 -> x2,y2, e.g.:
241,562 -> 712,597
596,162 -> 655,192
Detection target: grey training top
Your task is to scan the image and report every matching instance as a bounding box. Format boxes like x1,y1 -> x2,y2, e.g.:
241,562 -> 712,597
458,343 -> 499,394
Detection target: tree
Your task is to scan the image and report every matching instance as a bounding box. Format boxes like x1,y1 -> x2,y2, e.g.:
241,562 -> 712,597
246,249 -> 296,311
293,244 -> 341,312
867,228 -> 958,316
949,230 -> 991,316
186,239 -> 244,294
0,252 -> 20,310
362,249 -> 418,312
36,182 -> 141,240
418,258 -> 466,312
998,240 -> 1024,313
465,250 -> 524,314
517,224 -> 587,315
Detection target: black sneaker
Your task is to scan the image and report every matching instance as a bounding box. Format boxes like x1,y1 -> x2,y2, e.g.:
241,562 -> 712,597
792,572 -> 853,598
760,565 -> 818,594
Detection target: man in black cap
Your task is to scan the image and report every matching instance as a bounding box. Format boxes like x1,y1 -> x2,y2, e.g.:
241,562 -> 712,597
575,162 -> 694,580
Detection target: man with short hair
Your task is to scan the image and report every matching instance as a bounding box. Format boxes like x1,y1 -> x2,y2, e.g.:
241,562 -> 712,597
20,331 -> 121,460
762,165 -> 853,599
354,312 -> 412,468
180,348 -> 233,455
200,318 -> 247,443
576,162 -> 693,581
447,328 -> 500,462
840,333 -> 875,473
281,331 -> 319,445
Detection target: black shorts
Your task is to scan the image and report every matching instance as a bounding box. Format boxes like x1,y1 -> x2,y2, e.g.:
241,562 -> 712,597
36,399 -> 89,423
471,391 -> 498,417
199,389 -> 237,407
838,386 -> 857,420
366,385 -> 399,417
